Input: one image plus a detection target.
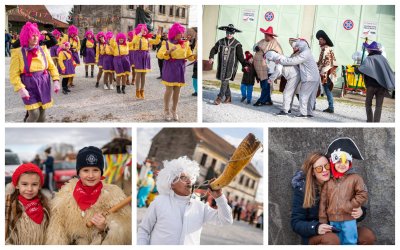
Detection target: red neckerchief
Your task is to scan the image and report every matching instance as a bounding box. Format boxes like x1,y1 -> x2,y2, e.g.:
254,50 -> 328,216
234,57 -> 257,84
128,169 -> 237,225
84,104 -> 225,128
87,38 -> 94,44
18,195 -> 44,224
330,159 -> 352,179
73,179 -> 103,211
24,46 -> 39,74
70,36 -> 79,43
119,41 -> 127,46
144,33 -> 154,39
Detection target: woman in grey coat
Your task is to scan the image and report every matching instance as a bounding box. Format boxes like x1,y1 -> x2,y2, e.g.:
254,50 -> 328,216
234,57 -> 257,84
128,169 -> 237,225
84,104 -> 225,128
277,39 -> 320,118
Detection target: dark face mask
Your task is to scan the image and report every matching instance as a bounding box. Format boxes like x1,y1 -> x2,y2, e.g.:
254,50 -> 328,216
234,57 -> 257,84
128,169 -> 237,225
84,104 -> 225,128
226,31 -> 235,36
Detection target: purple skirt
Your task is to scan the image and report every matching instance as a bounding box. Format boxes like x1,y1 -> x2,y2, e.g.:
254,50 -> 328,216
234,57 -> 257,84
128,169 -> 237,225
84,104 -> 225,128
113,55 -> 130,76
162,59 -> 186,85
103,54 -> 114,72
129,50 -> 135,67
20,71 -> 52,110
72,51 -> 80,65
84,47 -> 96,64
98,54 -> 104,68
58,58 -> 75,76
50,45 -> 59,58
133,50 -> 150,71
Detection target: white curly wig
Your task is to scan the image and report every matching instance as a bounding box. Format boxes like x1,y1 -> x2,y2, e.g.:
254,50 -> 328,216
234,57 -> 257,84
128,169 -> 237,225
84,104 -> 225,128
156,156 -> 200,195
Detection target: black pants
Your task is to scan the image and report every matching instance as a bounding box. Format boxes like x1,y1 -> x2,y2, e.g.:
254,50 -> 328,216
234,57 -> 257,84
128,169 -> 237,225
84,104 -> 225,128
158,58 -> 164,77
218,79 -> 231,98
62,78 -> 69,90
365,86 -> 386,122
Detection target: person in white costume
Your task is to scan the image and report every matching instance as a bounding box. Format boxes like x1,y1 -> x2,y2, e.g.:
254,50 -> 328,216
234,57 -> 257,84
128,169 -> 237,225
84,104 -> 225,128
137,156 -> 233,245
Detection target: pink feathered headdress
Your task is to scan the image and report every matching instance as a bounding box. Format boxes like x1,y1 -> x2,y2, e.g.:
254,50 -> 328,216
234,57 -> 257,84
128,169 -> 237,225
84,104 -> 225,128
19,22 -> 40,47
116,32 -> 127,45
105,31 -> 113,42
96,31 -> 105,41
52,29 -> 61,38
85,30 -> 94,38
168,22 -> 185,41
135,24 -> 148,35
128,31 -> 134,40
57,41 -> 70,55
68,25 -> 79,36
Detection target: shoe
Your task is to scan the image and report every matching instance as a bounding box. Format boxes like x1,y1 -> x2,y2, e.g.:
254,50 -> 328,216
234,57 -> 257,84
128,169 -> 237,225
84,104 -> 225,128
253,101 -> 263,106
223,96 -> 232,103
157,76 -> 162,79
116,85 -> 121,94
323,108 -> 334,113
214,96 -> 222,105
62,89 -> 68,95
85,72 -> 88,78
140,89 -> 145,99
295,114 -> 309,118
307,115 -> 314,118
192,92 -> 198,96
240,96 -> 246,102
265,101 -> 273,106
95,82 -> 99,88
288,110 -> 292,113
172,112 -> 179,121
136,90 -> 141,99
276,111 -> 288,116
109,83 -> 114,90
91,71 -> 94,78
104,84 -> 109,90
66,89 -> 71,92
164,111 -> 171,121
122,85 -> 126,94
246,101 -> 251,104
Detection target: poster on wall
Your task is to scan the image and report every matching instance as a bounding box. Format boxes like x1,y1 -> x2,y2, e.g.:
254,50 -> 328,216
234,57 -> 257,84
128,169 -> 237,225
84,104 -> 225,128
243,9 -> 256,22
362,21 -> 378,39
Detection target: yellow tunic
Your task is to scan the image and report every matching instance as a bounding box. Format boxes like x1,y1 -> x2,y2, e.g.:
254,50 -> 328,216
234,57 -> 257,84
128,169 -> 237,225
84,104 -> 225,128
62,35 -> 81,65
132,34 -> 161,51
9,46 -> 60,110
110,39 -> 129,56
157,40 -> 194,86
58,51 -> 76,78
95,43 -> 106,67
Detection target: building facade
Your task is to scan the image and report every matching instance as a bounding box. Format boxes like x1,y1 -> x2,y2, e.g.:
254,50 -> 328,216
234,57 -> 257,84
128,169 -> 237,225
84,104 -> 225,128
203,5 -> 395,84
72,5 -> 189,37
147,128 -> 262,205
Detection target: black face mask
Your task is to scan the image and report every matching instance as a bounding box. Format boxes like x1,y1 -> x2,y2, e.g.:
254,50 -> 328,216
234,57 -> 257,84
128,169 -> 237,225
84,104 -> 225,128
226,31 -> 235,36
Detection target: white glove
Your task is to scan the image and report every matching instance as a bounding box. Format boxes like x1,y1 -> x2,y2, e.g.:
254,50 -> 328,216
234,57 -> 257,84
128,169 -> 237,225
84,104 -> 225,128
18,88 -> 30,100
53,80 -> 60,94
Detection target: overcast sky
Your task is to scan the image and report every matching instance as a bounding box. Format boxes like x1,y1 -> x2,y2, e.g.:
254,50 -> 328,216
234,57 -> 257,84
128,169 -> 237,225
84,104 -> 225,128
137,128 -> 264,202
5,128 -> 130,161
46,5 -> 198,26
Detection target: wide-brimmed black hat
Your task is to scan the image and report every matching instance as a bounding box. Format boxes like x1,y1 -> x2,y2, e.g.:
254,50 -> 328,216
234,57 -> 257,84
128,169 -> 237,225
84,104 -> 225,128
325,137 -> 364,161
218,24 -> 242,33
316,30 -> 334,47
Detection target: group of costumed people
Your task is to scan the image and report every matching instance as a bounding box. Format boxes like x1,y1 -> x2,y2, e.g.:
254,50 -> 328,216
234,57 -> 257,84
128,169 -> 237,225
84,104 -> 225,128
9,21 -> 197,122
5,146 -> 131,245
209,24 -> 395,121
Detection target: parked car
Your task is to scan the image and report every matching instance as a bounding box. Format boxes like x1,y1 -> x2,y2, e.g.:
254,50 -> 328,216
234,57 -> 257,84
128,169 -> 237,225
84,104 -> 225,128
5,151 -> 22,185
53,161 -> 76,190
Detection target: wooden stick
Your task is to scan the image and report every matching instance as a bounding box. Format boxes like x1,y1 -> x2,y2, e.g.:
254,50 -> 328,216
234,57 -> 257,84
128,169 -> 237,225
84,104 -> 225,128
86,196 -> 132,228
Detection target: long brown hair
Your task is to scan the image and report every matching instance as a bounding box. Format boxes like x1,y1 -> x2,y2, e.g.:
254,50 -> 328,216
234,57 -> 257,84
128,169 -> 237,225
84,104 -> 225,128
301,152 -> 326,208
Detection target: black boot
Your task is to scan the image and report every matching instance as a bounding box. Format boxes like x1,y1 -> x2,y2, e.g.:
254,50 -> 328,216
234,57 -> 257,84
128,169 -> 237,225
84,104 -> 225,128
122,85 -> 126,94
91,71 -> 94,78
95,82 -> 99,88
117,85 -> 121,94
85,71 -> 88,78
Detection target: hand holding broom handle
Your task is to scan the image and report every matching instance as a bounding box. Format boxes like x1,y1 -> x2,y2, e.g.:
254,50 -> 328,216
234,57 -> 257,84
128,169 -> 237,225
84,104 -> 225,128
86,195 -> 132,228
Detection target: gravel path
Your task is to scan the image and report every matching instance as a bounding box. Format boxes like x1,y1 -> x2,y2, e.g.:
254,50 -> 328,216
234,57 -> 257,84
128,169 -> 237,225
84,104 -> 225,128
5,51 -> 197,123
202,84 -> 395,123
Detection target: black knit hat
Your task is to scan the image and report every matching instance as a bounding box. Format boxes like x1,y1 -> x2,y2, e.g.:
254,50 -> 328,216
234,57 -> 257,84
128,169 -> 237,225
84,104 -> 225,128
76,146 -> 104,175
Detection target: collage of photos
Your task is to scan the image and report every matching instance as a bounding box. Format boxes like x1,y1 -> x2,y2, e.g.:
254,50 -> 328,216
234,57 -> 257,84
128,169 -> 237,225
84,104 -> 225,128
2,1 -> 397,248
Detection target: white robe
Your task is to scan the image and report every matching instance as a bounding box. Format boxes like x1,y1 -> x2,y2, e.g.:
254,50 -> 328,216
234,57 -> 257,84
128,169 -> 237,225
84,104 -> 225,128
137,193 -> 233,245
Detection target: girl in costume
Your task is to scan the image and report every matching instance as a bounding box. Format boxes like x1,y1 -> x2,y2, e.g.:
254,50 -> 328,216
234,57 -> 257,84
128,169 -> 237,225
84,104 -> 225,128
157,22 -> 194,121
102,31 -> 115,90
57,42 -> 77,95
132,24 -> 161,99
63,25 -> 80,87
111,32 -> 131,94
137,171 -> 155,208
127,31 -> 136,85
9,22 -> 60,122
80,30 -> 97,78
5,163 -> 50,244
49,29 -> 63,67
95,32 -> 106,88
46,146 -> 131,245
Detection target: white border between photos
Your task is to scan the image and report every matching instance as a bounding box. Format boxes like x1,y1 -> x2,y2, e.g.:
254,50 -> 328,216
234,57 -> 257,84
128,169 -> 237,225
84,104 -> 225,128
0,0 -> 398,248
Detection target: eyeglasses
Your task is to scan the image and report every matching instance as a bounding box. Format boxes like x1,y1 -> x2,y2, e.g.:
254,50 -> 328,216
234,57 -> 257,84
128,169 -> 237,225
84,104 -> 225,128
172,174 -> 191,184
313,163 -> 330,173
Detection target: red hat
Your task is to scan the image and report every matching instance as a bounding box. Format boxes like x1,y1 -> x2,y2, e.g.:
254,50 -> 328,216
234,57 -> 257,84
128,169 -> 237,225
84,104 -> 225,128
12,163 -> 44,187
245,51 -> 253,61
260,26 -> 277,37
